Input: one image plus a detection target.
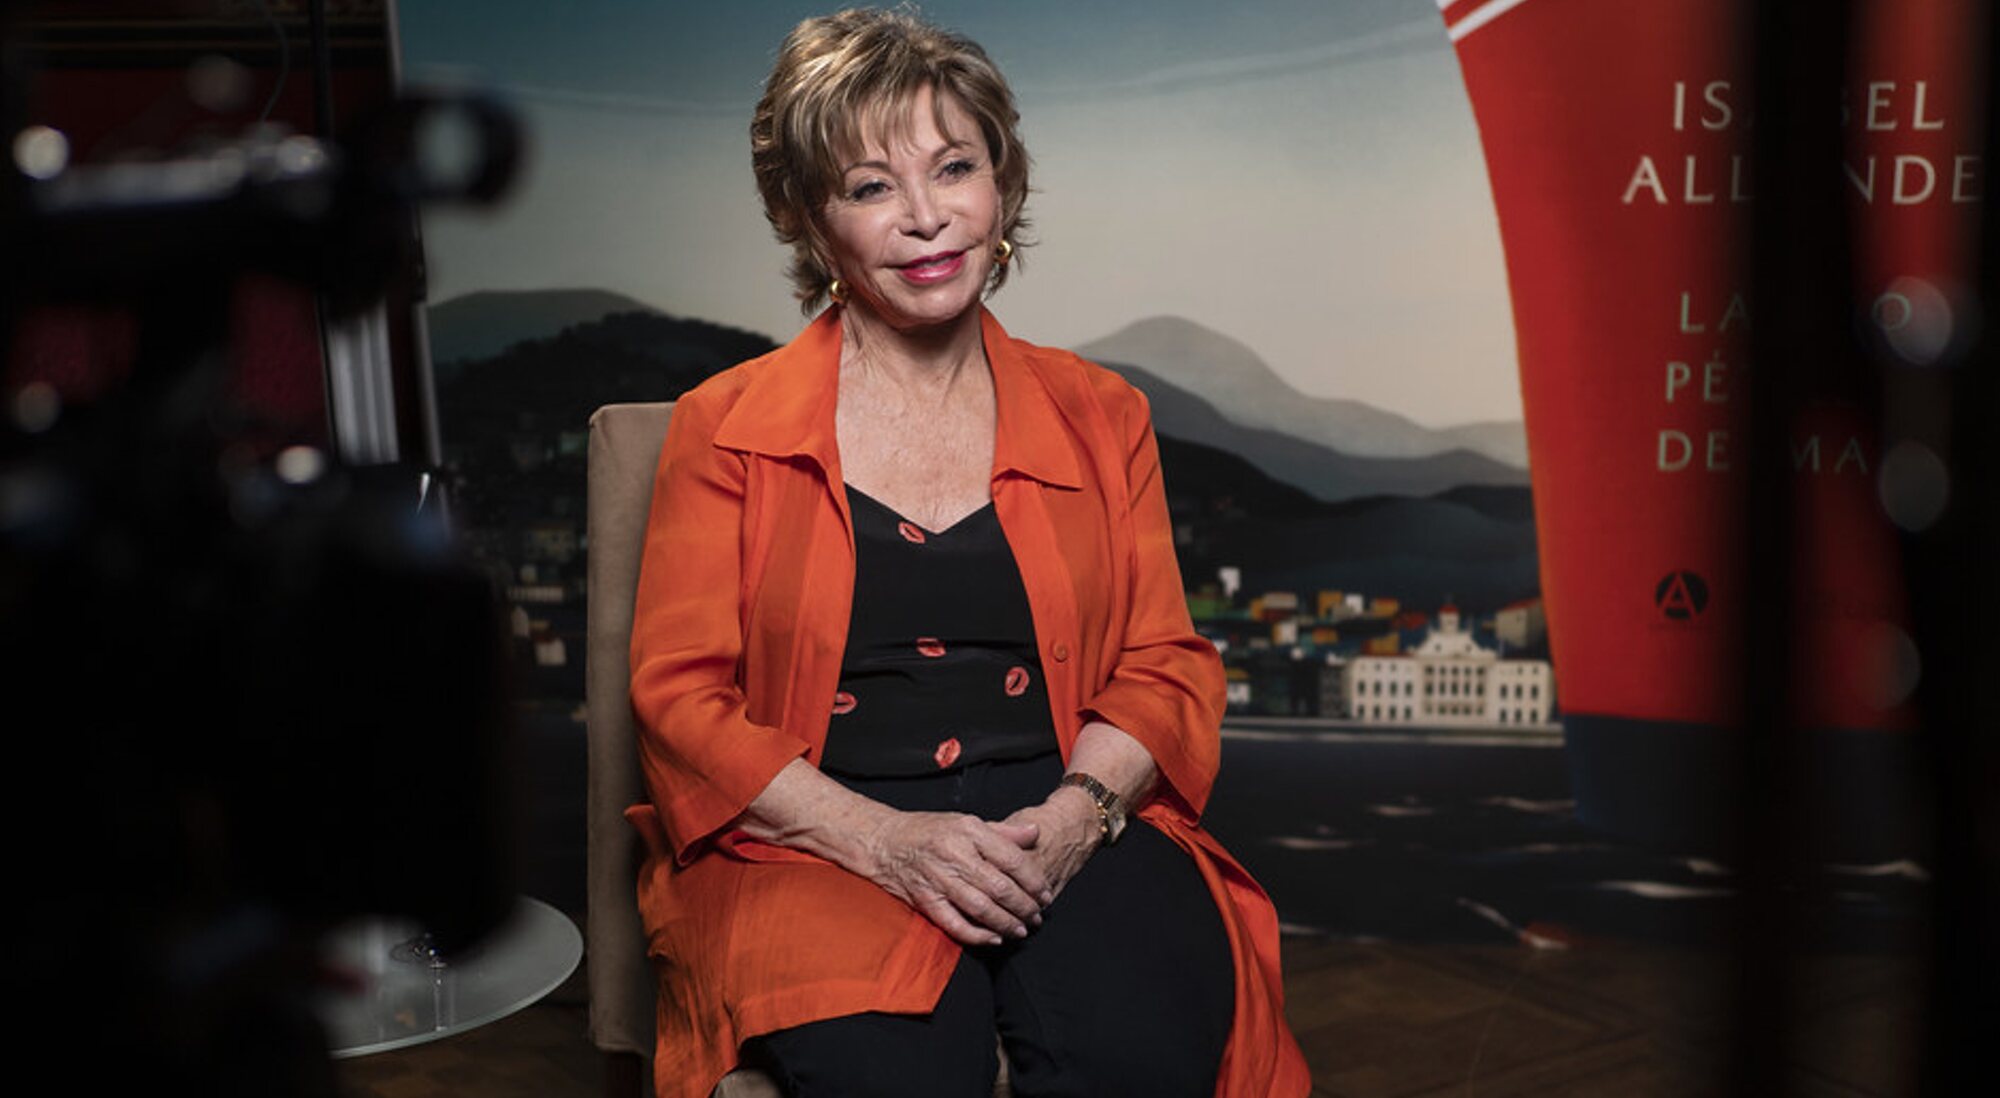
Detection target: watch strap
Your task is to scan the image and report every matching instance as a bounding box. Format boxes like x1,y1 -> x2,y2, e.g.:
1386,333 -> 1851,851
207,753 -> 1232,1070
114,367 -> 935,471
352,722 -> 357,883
1059,771 -> 1128,845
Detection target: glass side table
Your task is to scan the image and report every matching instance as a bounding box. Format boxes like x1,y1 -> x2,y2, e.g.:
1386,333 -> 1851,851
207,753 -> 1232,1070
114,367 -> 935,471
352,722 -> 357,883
316,896 -> 584,1058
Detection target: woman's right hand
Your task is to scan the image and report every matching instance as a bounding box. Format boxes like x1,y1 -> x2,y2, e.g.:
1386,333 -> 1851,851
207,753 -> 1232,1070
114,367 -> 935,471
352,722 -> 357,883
734,760 -> 1051,947
859,810 -> 1051,946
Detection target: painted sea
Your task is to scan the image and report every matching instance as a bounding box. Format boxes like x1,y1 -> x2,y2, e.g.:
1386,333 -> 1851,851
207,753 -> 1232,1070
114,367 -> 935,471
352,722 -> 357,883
1204,722 -> 1926,952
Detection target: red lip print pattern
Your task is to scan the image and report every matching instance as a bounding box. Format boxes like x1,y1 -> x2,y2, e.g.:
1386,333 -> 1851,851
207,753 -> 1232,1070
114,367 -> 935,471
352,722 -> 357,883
897,521 -> 926,544
831,691 -> 857,715
1003,666 -> 1030,696
933,738 -> 962,769
915,637 -> 946,658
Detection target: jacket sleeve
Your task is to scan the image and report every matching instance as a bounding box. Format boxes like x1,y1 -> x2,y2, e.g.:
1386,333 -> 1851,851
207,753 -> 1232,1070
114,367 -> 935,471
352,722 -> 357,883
629,387 -> 811,863
1079,381 -> 1226,824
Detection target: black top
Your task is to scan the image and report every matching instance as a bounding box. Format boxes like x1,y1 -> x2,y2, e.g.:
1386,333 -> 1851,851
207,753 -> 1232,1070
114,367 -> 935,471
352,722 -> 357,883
819,485 -> 1061,777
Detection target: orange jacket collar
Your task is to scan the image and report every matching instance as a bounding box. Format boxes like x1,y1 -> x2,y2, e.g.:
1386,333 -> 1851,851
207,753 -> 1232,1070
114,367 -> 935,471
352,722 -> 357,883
711,306 -> 1082,491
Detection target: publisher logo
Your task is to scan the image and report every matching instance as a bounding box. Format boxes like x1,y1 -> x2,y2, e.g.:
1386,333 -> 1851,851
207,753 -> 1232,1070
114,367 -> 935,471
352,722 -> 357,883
1655,570 -> 1709,621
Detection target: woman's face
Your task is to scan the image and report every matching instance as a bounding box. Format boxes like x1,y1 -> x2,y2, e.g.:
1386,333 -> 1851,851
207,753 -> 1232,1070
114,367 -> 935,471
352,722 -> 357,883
820,84 -> 1002,333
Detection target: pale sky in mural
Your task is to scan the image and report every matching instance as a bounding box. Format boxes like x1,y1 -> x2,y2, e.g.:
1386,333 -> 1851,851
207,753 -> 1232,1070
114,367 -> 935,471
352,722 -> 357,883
399,0 -> 1521,427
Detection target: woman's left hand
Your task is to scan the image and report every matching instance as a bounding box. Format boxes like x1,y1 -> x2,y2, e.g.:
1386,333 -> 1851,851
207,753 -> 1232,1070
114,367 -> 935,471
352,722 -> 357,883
1002,720 -> 1162,908
998,785 -> 1104,905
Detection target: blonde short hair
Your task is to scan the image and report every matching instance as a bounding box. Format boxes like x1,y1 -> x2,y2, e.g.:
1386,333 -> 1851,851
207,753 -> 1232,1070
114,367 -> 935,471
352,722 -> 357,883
751,7 -> 1033,312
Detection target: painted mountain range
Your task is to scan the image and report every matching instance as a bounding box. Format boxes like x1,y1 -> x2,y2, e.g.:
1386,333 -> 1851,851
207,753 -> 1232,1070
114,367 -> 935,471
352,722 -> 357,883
1076,316 -> 1527,469
429,289 -> 661,381
431,292 -> 1529,504
429,290 -> 1540,608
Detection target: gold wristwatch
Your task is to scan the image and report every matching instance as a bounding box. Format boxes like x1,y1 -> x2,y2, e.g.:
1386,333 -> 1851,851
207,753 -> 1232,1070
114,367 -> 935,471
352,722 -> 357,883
1058,772 -> 1129,845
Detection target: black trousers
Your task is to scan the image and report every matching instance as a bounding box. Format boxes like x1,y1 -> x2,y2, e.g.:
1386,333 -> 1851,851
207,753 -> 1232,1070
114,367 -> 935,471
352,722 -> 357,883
744,753 -> 1235,1098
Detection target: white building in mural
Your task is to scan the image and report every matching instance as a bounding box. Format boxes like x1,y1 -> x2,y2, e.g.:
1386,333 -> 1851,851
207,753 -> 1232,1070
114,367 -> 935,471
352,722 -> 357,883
1344,606 -> 1554,726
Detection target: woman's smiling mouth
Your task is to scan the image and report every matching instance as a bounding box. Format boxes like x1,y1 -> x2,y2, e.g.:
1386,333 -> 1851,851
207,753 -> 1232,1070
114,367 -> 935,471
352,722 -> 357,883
897,250 -> 966,284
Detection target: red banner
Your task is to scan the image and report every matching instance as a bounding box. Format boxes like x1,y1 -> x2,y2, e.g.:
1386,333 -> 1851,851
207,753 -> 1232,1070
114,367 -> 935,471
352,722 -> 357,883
1444,0 -> 1985,730
1444,0 -> 1982,847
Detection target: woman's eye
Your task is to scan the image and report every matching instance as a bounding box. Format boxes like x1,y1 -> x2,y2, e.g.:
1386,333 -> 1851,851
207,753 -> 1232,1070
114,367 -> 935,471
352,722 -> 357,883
941,159 -> 975,179
849,180 -> 888,201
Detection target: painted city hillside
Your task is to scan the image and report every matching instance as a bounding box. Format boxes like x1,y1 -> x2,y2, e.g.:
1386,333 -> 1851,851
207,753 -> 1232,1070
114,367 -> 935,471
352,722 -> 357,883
431,290 -> 1553,732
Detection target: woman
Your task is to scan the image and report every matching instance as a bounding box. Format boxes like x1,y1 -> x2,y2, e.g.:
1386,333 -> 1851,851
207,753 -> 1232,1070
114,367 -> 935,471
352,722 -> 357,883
627,9 -> 1310,1097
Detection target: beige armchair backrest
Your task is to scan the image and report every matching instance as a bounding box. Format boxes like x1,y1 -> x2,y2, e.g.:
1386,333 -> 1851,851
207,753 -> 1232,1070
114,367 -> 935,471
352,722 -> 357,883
585,402 -> 673,1059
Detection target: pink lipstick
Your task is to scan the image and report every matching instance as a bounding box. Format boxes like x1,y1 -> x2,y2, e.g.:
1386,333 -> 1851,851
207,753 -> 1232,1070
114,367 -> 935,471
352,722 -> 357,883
897,250 -> 964,284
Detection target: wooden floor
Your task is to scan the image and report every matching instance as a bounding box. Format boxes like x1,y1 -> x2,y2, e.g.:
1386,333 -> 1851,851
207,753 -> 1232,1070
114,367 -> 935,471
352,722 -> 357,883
334,923 -> 1923,1098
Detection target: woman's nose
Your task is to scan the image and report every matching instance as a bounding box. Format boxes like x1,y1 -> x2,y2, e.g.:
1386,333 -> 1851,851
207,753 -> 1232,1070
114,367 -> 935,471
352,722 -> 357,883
903,183 -> 947,237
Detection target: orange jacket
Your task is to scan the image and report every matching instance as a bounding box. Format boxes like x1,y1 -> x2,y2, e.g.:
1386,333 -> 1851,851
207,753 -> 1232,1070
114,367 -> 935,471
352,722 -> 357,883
627,307 -> 1311,1098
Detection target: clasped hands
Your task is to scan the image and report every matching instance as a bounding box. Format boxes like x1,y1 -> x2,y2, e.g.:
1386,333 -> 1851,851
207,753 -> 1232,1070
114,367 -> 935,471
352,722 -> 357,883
739,724 -> 1156,948
737,757 -> 1107,948
860,787 -> 1103,947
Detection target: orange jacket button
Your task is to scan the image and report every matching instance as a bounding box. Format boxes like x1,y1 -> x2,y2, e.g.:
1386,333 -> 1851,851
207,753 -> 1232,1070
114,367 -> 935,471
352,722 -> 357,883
1052,642 -> 1069,662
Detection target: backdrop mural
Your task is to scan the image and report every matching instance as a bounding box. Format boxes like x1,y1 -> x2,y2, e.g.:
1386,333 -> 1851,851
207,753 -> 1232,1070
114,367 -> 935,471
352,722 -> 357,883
396,1 -> 1933,944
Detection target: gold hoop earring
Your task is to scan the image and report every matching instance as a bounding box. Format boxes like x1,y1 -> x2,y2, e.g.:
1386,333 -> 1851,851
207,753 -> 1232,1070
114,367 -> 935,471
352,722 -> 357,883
828,278 -> 848,304
993,239 -> 1014,266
